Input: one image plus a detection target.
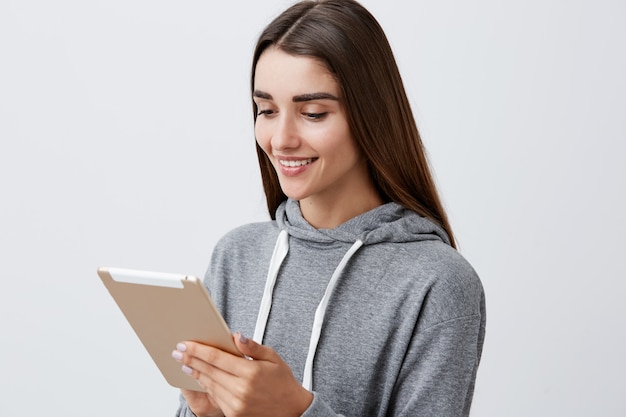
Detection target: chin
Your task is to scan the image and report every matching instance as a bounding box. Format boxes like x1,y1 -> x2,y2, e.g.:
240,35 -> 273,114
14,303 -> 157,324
281,191 -> 309,202
277,182 -> 311,202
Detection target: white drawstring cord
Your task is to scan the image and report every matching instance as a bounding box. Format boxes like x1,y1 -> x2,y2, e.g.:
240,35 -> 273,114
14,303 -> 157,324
252,230 -> 363,391
253,230 -> 289,343
302,239 -> 363,390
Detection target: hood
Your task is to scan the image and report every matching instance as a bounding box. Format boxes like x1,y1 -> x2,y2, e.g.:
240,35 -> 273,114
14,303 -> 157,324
276,198 -> 450,246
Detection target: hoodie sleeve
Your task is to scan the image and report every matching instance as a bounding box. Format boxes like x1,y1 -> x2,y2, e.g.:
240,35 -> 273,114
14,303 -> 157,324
383,259 -> 486,417
175,394 -> 197,417
175,392 -> 339,417
390,313 -> 485,416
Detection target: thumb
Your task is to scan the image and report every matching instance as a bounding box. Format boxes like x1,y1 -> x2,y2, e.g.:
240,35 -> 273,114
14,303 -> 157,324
234,332 -> 278,362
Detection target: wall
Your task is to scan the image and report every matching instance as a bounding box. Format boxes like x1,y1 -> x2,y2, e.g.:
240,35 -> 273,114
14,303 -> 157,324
1,1 -> 624,415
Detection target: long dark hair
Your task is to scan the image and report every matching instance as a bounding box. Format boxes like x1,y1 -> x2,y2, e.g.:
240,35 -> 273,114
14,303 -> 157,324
251,0 -> 456,248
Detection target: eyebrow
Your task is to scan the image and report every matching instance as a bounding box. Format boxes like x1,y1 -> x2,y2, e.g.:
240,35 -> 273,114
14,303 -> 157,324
253,90 -> 339,102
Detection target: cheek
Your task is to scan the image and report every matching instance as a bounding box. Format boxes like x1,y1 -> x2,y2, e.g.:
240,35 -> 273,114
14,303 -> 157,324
254,123 -> 271,154
325,126 -> 360,160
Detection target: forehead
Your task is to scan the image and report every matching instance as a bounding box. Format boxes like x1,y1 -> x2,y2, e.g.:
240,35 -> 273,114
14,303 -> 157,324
254,47 -> 339,97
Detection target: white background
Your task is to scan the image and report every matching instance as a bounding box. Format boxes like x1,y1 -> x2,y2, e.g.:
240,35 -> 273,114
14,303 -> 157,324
1,1 -> 624,415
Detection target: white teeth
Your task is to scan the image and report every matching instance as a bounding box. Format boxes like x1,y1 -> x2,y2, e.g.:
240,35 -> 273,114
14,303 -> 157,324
279,158 -> 313,167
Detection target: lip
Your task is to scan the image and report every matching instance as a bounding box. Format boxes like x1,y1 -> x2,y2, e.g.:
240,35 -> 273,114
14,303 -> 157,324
275,156 -> 317,177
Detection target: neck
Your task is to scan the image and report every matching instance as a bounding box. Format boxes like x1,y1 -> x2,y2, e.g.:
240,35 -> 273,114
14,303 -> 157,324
299,189 -> 383,229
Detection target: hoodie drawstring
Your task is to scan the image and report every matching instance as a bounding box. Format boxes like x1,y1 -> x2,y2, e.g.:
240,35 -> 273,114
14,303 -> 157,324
302,237 -> 363,390
252,229 -> 363,391
253,230 -> 289,343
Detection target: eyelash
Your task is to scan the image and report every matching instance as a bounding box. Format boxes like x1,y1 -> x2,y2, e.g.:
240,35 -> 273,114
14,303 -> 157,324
304,112 -> 327,120
256,110 -> 328,121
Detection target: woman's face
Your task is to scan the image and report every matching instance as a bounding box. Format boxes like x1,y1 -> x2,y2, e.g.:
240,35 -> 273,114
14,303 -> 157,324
254,47 -> 374,217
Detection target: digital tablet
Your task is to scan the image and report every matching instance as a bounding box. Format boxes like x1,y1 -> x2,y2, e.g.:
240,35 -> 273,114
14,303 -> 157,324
97,267 -> 240,392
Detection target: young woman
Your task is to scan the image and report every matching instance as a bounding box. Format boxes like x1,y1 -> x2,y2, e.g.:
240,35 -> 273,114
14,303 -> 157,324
173,1 -> 485,416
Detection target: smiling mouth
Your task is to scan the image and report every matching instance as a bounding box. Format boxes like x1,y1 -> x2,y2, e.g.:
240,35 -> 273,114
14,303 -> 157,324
279,158 -> 315,167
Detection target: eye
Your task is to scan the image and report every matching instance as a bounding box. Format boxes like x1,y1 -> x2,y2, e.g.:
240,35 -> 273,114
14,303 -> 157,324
303,112 -> 327,120
257,109 -> 275,117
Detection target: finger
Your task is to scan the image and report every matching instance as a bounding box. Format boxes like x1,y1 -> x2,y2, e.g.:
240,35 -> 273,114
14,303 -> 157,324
174,341 -> 244,377
181,358 -> 251,417
176,357 -> 237,401
233,332 -> 280,362
194,367 -> 242,415
181,386 -> 225,417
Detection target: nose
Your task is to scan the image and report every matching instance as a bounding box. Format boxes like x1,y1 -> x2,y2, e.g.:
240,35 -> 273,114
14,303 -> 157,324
271,113 -> 300,151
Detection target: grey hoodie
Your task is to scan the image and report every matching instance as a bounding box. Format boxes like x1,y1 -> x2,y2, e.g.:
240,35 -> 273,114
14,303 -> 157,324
177,199 -> 485,416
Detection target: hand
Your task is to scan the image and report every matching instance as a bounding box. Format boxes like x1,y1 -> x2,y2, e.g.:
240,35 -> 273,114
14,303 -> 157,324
172,333 -> 313,417
179,388 -> 223,417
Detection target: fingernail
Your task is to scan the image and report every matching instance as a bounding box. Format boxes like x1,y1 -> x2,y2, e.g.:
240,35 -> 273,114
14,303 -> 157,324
238,332 -> 249,344
176,343 -> 187,352
171,350 -> 183,361
181,365 -> 193,375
